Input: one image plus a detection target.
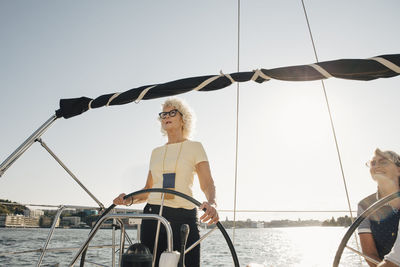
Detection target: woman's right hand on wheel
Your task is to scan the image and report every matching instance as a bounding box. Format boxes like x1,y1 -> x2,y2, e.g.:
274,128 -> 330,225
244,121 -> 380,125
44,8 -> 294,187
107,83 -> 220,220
113,193 -> 129,205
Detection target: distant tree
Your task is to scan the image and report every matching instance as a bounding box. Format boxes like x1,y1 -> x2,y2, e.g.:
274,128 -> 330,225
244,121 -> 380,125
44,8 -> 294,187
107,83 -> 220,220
0,199 -> 25,215
39,216 -> 54,228
322,215 -> 352,227
0,205 -> 8,214
337,215 -> 352,226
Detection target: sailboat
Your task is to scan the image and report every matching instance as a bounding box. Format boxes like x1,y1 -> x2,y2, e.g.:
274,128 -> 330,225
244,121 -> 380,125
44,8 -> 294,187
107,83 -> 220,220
1,1 -> 399,266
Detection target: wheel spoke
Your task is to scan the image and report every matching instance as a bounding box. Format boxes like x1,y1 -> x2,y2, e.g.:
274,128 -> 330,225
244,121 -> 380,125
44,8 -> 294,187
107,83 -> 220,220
333,191 -> 400,266
185,227 -> 218,254
345,245 -> 379,265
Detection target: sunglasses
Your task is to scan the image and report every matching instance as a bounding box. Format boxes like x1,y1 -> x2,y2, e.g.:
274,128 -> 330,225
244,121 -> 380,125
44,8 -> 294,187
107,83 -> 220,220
365,158 -> 392,168
158,109 -> 182,119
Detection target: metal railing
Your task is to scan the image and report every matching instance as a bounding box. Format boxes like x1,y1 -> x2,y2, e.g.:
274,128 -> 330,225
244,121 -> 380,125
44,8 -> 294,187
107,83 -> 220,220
0,115 -> 57,177
69,213 -> 174,267
0,203 -> 141,266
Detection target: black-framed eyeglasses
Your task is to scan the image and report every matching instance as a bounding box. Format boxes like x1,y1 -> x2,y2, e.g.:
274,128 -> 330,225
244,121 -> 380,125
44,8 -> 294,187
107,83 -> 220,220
158,109 -> 182,119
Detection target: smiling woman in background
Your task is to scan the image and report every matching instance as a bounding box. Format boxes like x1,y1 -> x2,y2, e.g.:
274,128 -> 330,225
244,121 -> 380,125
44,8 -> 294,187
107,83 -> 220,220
358,149 -> 400,266
113,97 -> 219,267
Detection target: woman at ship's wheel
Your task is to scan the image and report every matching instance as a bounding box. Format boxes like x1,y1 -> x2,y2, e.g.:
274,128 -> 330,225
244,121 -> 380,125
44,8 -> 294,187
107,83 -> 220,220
334,148 -> 400,267
113,97 -> 219,267
358,149 -> 400,265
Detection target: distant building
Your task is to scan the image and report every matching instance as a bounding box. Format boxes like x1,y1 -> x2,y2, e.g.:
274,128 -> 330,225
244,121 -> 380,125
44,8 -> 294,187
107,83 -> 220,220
77,222 -> 90,228
0,214 -> 39,227
24,208 -> 44,217
251,221 -> 264,228
84,209 -> 98,216
61,216 -> 81,227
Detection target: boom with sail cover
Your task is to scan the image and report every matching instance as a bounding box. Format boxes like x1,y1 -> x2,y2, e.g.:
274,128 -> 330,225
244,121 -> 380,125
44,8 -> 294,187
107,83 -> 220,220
54,53 -> 398,119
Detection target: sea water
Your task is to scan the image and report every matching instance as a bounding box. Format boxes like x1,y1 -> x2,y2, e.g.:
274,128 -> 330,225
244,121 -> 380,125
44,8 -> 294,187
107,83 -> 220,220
0,227 -> 368,266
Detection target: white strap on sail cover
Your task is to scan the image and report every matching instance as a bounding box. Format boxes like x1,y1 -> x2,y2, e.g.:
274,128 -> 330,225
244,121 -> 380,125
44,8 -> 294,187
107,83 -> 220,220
88,99 -> 94,110
134,73 -> 227,103
135,85 -> 157,103
192,75 -> 221,91
220,70 -> 236,84
309,64 -> 332,78
106,92 -> 121,106
88,91 -> 122,109
131,70 -> 242,103
370,57 -> 400,73
251,69 -> 272,81
193,70 -> 241,91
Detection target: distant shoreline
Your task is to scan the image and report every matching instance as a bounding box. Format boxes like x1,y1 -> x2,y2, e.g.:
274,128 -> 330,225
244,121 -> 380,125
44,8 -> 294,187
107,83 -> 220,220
1,225 -> 348,230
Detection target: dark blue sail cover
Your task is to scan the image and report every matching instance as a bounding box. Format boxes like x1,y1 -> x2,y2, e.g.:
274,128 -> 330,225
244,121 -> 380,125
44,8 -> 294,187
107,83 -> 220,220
56,54 -> 400,119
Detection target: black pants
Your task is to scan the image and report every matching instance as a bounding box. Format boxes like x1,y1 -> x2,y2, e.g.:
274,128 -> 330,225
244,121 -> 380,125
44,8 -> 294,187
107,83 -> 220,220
141,204 -> 200,267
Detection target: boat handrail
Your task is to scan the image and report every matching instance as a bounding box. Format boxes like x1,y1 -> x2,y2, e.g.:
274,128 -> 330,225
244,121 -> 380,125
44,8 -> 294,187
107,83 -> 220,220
0,244 -> 129,257
69,213 -> 174,267
0,115 -> 57,177
0,203 -> 141,266
0,202 -> 140,212
36,206 -> 65,267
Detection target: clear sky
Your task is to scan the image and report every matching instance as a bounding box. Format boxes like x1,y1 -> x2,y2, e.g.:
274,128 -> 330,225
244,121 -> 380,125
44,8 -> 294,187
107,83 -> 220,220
1,0 -> 399,222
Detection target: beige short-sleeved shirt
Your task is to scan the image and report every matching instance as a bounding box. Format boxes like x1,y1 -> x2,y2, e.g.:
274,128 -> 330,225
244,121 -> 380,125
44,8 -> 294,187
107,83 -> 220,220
147,140 -> 208,209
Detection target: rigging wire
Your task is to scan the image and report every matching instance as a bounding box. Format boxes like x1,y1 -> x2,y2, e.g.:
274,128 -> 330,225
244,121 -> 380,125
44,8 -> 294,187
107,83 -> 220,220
232,0 -> 364,248
300,0 -> 354,221
232,0 -> 241,244
300,0 -> 361,258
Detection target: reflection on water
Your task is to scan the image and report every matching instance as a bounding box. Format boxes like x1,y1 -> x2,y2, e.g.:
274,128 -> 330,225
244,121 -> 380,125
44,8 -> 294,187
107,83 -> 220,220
0,227 -> 367,266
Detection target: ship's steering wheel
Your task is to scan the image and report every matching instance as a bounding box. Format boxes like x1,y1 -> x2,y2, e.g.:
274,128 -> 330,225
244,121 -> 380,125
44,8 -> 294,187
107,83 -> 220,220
124,188 -> 239,266
80,188 -> 240,267
333,191 -> 400,267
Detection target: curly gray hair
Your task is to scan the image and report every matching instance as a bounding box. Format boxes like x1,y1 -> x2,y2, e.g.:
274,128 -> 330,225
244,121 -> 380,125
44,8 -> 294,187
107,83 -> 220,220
375,148 -> 400,167
159,97 -> 195,138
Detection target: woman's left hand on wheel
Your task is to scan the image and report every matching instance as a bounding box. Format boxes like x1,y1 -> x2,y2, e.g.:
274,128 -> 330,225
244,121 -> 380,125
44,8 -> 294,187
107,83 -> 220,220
199,202 -> 219,225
